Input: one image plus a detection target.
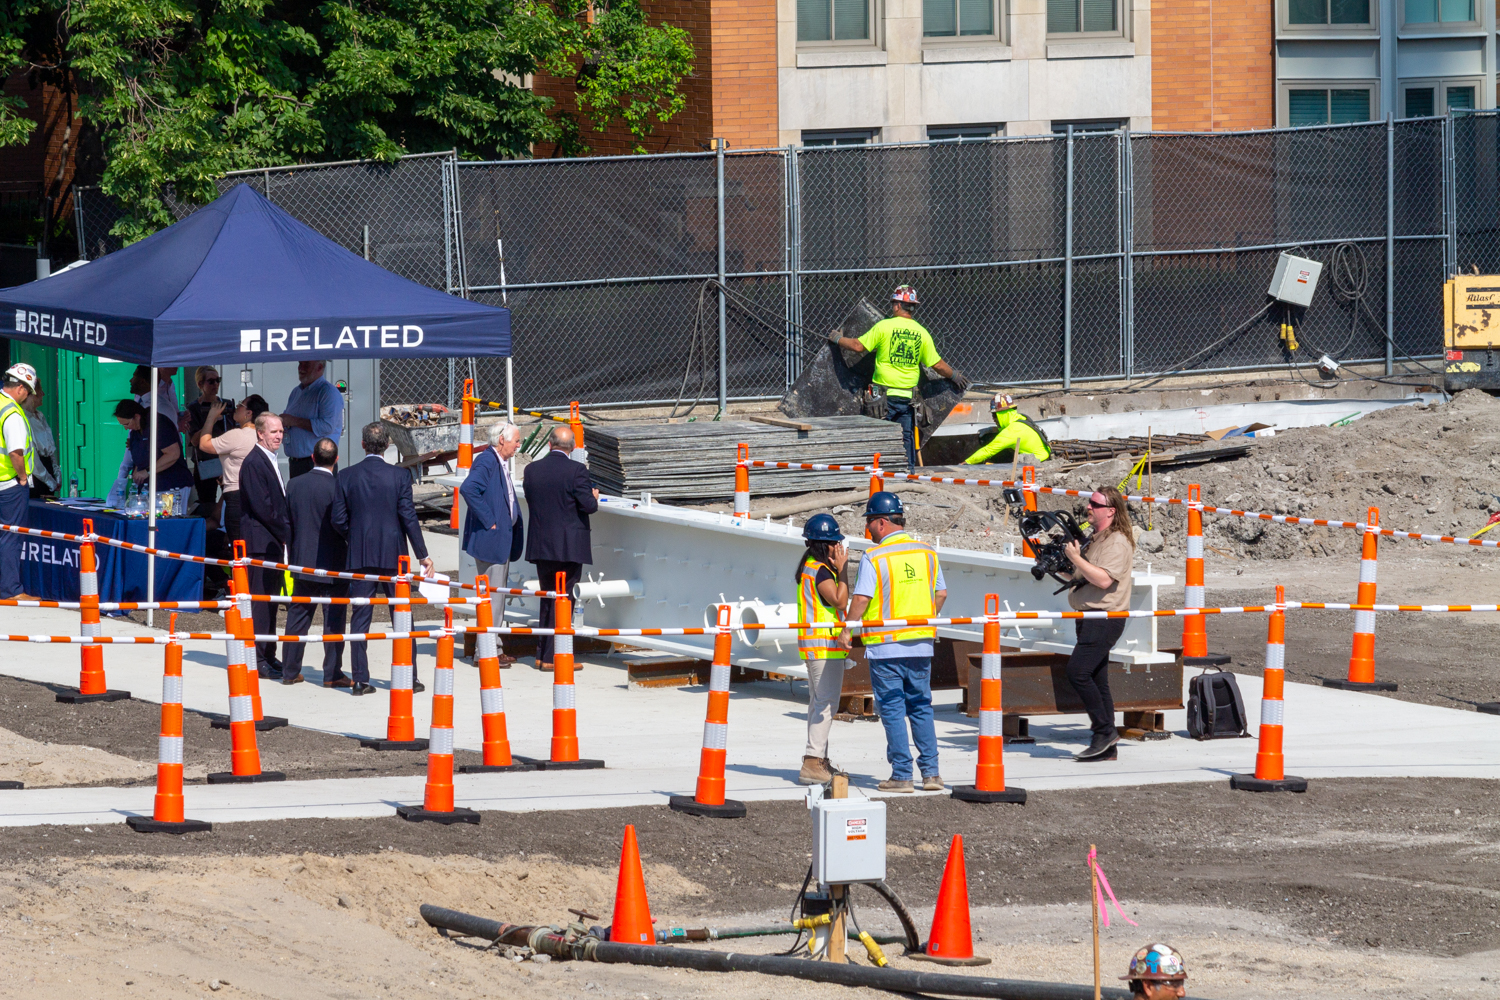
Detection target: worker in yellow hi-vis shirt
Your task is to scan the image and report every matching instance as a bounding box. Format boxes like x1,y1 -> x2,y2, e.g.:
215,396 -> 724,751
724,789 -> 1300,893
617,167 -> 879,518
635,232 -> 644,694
829,285 -> 969,468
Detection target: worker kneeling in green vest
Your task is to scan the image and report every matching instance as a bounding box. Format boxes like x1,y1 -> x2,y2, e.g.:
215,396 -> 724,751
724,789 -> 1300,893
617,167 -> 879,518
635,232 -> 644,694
0,363 -> 37,600
964,393 -> 1051,467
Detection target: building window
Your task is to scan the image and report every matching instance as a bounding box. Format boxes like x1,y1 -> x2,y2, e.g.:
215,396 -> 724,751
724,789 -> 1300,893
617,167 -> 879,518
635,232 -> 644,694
802,129 -> 879,146
1046,0 -> 1118,34
927,124 -> 1003,139
1405,87 -> 1436,116
1402,0 -> 1475,23
1402,80 -> 1481,116
1287,0 -> 1370,23
925,0 -> 998,37
798,0 -> 874,43
1288,88 -> 1372,125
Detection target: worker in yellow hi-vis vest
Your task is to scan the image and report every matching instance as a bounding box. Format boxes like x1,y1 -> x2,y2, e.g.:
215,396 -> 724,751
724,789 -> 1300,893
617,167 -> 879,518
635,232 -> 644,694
0,363 -> 37,600
828,285 -> 970,469
840,491 -> 946,794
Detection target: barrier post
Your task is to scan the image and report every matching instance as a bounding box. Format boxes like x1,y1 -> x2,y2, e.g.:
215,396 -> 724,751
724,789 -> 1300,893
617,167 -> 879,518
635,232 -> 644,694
865,452 -> 881,540
57,518 -> 130,703
1182,484 -> 1230,667
211,542 -> 287,731
399,608 -> 481,823
207,562 -> 285,784
1231,586 -> 1308,793
458,575 -> 533,773
733,443 -> 750,518
450,377 -> 475,530
129,614 -> 211,832
1325,506 -> 1397,692
524,572 -> 604,770
953,594 -> 1026,805
360,556 -> 428,750
1020,465 -> 1038,558
570,400 -> 585,450
670,604 -> 747,818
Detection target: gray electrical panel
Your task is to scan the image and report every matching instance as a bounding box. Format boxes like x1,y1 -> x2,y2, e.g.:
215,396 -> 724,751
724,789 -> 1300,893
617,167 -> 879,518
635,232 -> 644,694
811,796 -> 886,885
1268,252 -> 1322,308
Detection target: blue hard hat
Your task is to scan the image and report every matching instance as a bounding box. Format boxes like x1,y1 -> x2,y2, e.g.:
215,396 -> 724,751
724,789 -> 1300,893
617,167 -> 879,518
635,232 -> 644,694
863,491 -> 904,518
803,513 -> 844,543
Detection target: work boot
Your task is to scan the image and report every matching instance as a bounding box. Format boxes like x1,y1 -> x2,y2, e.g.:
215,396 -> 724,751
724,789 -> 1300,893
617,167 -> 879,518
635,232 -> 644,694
798,756 -> 834,785
921,774 -> 944,792
877,778 -> 915,793
1074,732 -> 1120,761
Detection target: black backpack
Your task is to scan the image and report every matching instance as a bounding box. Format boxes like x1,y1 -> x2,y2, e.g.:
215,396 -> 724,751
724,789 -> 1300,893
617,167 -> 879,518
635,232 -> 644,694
1186,666 -> 1250,740
1016,413 -> 1051,457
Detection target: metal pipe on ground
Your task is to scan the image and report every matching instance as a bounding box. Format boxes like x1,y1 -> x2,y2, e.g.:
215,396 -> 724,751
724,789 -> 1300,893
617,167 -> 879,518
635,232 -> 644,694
418,905 -> 1201,1000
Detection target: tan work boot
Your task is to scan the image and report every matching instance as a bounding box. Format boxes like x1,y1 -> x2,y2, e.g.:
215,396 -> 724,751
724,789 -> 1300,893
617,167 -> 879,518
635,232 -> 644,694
922,774 -> 944,792
798,756 -> 834,785
877,778 -> 915,793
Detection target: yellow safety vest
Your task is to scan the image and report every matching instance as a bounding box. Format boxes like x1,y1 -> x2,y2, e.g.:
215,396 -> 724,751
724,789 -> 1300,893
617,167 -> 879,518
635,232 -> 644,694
861,531 -> 938,645
0,395 -> 34,482
797,557 -> 847,661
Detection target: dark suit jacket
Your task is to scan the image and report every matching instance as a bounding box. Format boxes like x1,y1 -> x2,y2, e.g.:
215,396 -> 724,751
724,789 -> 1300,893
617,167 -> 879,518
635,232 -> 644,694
522,449 -> 598,565
332,454 -> 428,571
287,467 -> 348,571
239,446 -> 290,558
460,448 -> 525,565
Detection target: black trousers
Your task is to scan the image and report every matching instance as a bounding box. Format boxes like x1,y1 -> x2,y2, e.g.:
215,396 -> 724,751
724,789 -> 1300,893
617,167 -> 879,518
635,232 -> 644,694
223,490 -> 243,546
1065,618 -> 1127,739
249,562 -> 285,673
534,560 -> 582,665
282,578 -> 348,679
883,394 -> 917,468
347,572 -> 394,686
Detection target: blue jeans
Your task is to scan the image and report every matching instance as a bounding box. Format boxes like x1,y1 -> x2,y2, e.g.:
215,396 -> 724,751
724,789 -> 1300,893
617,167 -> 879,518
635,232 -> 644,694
0,485 -> 27,599
867,656 -> 939,781
883,394 -> 917,469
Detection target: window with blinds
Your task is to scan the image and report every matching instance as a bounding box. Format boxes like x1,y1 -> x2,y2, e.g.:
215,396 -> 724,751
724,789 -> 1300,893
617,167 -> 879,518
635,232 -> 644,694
1288,0 -> 1370,23
924,0 -> 998,36
1405,87 -> 1436,117
798,0 -> 873,42
1288,88 -> 1371,126
1046,0 -> 1118,33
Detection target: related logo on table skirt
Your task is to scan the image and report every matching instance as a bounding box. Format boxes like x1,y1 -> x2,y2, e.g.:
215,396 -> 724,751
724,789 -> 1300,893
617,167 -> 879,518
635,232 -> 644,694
239,324 -> 423,353
11,310 -> 107,346
21,540 -> 79,568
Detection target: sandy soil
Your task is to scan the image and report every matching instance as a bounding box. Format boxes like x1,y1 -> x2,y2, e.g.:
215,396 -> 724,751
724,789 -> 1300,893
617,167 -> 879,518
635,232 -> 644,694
0,723 -> 192,788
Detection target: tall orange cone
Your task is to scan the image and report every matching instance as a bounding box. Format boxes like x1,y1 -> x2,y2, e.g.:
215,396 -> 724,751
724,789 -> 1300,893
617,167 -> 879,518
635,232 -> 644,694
57,518 -> 130,703
733,443 -> 750,518
129,615 -> 211,833
953,595 -> 1026,804
399,608 -> 481,823
211,542 -> 287,731
608,825 -> 655,946
207,569 -> 285,785
360,556 -> 428,750
1325,506 -> 1397,692
865,452 -> 882,540
451,378 -> 475,530
669,604 -> 746,818
458,576 -> 534,774
1232,586 -> 1308,793
911,835 -> 990,966
1020,465 -> 1038,558
523,573 -> 604,770
1182,484 -> 1230,667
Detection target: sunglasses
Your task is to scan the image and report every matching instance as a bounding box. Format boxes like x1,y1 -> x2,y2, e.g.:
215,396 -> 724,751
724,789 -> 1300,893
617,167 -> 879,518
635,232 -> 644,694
1088,500 -> 1111,510
203,378 -> 221,385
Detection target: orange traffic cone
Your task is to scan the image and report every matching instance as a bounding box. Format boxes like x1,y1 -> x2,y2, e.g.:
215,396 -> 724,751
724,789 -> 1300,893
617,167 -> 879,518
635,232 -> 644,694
127,615 -> 211,833
609,825 -> 655,946
911,835 -> 990,967
399,608 -> 481,824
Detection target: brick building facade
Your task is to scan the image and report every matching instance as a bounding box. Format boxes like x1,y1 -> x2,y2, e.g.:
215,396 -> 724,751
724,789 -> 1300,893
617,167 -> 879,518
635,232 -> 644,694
1151,0 -> 1275,132
0,71 -> 88,252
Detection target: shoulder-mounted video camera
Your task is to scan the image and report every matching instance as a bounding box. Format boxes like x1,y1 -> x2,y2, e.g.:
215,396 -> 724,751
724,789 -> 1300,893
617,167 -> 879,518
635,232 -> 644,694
1003,486 -> 1090,593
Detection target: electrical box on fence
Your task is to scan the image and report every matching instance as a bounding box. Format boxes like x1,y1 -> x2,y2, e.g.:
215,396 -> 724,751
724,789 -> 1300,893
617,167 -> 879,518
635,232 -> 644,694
811,796 -> 886,885
1268,253 -> 1322,308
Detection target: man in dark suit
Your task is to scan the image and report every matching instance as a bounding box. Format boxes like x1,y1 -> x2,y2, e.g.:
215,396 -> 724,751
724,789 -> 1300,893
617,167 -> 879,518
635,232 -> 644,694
523,425 -> 598,670
238,413 -> 291,679
460,422 -> 524,665
332,421 -> 434,695
281,437 -> 348,686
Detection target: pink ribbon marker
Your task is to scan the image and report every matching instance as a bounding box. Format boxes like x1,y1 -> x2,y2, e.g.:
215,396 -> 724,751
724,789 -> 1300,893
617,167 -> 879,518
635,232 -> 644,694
1088,846 -> 1138,929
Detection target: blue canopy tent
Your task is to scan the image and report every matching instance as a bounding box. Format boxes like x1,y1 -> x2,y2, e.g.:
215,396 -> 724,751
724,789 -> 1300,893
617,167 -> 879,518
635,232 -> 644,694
0,182 -> 509,616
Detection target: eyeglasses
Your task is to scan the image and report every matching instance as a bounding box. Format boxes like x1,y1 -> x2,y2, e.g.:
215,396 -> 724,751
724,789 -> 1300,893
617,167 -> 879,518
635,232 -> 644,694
1088,501 -> 1111,510
203,378 -> 221,385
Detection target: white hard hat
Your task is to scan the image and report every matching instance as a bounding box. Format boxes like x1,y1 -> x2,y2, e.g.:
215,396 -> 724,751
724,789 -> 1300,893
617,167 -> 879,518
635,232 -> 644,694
5,363 -> 37,392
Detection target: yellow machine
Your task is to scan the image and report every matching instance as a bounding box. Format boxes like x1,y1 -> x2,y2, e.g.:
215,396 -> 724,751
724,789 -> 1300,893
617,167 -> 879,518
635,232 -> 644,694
1444,274 -> 1500,391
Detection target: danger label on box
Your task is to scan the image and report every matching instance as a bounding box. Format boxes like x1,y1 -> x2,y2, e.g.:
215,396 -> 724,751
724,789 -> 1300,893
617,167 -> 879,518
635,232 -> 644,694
845,818 -> 867,841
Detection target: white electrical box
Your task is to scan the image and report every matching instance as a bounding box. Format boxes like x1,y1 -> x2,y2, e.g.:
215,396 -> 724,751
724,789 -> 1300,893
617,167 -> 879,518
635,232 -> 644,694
1268,252 -> 1322,308
811,796 -> 886,885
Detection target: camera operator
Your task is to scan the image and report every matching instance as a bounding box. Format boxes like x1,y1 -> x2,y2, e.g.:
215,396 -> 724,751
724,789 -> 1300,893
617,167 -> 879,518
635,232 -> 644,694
1061,487 -> 1135,762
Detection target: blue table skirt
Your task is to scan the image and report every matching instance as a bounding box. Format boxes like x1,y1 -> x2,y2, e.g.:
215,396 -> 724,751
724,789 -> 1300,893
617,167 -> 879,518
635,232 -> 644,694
23,501 -> 206,602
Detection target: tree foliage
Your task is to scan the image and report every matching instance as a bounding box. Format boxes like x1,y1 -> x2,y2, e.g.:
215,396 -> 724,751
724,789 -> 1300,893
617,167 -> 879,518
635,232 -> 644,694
1,0 -> 693,240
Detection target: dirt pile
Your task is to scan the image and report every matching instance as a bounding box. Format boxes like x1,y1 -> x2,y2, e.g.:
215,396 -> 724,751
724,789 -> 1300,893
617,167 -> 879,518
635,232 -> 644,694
0,724 -> 201,787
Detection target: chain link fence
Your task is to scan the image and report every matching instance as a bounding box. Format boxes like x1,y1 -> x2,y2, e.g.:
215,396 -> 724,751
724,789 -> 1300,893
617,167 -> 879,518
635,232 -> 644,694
74,117 -> 1470,410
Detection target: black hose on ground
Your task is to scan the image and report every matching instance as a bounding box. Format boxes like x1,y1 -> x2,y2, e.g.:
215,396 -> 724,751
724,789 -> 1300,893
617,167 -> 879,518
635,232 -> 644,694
864,879 -> 923,954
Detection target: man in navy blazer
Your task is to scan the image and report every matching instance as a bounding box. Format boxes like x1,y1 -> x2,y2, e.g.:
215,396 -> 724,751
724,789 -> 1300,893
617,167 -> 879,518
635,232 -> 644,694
282,438 -> 348,686
523,425 -> 598,670
332,422 -> 434,693
238,413 -> 290,679
460,422 -> 524,664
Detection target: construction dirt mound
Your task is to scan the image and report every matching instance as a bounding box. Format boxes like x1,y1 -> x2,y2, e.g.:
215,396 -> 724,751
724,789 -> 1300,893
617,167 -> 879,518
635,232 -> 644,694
0,724 -> 205,788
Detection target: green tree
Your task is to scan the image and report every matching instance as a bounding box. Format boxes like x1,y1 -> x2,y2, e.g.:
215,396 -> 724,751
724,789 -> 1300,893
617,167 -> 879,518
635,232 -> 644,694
0,0 -> 693,242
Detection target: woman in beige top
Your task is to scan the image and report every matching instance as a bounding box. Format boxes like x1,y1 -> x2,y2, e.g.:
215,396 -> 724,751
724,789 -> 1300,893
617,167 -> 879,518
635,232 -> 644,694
1061,486 -> 1136,762
196,394 -> 270,542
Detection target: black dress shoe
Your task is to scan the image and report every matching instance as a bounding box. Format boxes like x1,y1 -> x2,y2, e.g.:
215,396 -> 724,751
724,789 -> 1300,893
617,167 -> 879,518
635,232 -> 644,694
412,680 -> 425,693
281,674 -> 304,685
324,677 -> 353,689
351,683 -> 376,696
1074,732 -> 1120,761
258,666 -> 283,681
1078,747 -> 1118,762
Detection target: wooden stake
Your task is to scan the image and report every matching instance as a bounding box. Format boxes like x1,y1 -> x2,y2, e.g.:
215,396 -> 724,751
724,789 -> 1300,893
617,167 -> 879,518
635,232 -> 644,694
828,773 -> 849,963
1090,844 -> 1101,1000
1146,426 -> 1153,531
